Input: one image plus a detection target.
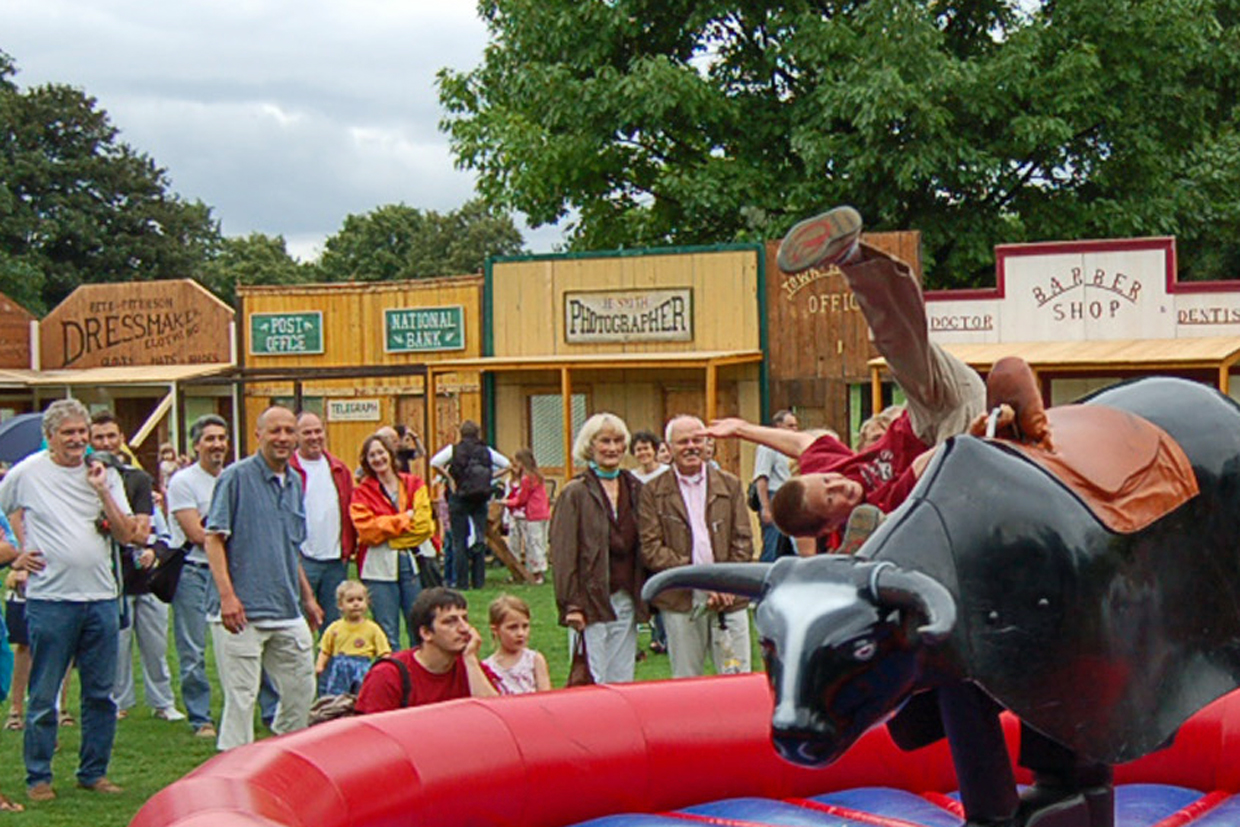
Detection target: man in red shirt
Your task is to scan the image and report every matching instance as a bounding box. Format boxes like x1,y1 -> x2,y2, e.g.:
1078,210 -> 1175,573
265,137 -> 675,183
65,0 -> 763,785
709,205 -> 986,543
354,588 -> 496,713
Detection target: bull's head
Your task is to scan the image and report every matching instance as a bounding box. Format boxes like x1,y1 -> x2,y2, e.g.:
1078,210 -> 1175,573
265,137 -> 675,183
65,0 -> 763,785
642,555 -> 955,766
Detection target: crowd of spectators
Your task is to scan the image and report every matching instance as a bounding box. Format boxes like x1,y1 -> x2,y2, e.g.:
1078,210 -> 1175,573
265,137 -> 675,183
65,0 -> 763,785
0,401 -> 827,809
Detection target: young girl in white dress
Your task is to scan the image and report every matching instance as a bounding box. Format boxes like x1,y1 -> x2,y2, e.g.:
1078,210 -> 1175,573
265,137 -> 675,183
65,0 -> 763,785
482,595 -> 551,695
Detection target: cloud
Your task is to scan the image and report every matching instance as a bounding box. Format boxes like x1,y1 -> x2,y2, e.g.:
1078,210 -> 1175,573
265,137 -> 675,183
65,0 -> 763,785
2,0 -> 574,257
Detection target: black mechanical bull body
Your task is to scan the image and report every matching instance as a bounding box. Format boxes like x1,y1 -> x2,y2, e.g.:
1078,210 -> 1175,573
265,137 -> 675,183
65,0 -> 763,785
643,376 -> 1240,769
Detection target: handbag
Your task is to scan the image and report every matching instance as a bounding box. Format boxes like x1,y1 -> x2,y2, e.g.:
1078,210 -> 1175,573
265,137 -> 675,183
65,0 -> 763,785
566,633 -> 594,687
746,480 -> 762,512
415,554 -> 444,589
126,541 -> 190,604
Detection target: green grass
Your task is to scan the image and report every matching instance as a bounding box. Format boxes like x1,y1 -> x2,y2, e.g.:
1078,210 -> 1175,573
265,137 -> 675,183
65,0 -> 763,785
0,569 -> 761,826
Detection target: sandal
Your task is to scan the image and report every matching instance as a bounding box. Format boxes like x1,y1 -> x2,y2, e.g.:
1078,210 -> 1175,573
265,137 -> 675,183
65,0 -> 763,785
58,711 -> 75,727
4,711 -> 22,731
0,793 -> 23,812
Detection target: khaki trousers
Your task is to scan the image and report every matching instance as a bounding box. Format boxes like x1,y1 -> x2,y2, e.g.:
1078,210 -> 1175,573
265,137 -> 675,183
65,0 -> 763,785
845,248 -> 986,445
211,621 -> 315,751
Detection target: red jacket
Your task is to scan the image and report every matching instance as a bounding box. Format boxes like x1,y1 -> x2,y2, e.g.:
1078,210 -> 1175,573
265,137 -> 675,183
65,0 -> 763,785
350,473 -> 434,576
289,450 -> 358,561
502,474 -> 551,521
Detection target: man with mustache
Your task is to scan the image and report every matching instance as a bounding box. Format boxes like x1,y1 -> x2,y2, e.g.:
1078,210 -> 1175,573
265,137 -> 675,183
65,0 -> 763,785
0,398 -> 138,802
638,414 -> 754,678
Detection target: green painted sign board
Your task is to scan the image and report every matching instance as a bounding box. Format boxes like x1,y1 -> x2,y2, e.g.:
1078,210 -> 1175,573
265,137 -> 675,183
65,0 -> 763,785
384,305 -> 466,353
250,311 -> 323,355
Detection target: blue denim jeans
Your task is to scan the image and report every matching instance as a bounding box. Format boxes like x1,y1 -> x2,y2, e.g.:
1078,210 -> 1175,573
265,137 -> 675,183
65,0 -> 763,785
171,562 -> 214,730
25,598 -> 119,788
301,557 -> 346,630
365,552 -> 421,650
759,521 -> 792,563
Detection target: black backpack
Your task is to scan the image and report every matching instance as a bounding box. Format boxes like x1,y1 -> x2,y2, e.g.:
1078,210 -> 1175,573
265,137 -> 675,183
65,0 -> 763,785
449,437 -> 493,501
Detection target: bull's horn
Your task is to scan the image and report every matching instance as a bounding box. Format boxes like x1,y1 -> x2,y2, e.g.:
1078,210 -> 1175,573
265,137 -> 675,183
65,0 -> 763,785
641,563 -> 772,603
871,564 -> 956,645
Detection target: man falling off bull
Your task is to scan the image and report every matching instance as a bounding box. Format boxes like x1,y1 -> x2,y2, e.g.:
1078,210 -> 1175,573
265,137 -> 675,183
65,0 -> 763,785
709,206 -> 1108,827
707,204 -> 987,551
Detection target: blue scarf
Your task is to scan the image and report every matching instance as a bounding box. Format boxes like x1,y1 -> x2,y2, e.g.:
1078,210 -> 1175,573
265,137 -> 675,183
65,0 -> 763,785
589,461 -> 620,480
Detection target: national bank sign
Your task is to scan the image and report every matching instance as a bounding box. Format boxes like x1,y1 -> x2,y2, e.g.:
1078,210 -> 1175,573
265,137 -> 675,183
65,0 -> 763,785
564,288 -> 693,344
384,306 -> 465,353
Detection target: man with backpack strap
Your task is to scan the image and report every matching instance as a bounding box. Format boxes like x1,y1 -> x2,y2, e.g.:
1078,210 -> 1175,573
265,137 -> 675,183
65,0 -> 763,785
429,421 -> 510,590
353,587 -> 496,713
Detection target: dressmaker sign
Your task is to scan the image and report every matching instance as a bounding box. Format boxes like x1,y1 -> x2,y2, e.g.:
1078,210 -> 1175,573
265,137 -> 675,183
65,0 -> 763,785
564,288 -> 693,344
41,280 -> 233,369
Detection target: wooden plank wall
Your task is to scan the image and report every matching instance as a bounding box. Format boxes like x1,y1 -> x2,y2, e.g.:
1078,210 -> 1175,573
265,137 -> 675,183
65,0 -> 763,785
239,276 -> 483,459
491,249 -> 761,356
0,291 -> 34,370
764,232 -> 923,438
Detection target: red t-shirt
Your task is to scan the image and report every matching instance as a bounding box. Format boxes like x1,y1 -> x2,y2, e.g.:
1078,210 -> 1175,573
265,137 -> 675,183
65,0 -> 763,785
354,649 -> 471,713
798,412 -> 929,514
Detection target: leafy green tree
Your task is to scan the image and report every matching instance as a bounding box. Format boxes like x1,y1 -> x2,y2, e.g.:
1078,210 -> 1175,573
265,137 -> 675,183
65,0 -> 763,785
439,0 -> 1240,287
197,232 -> 315,306
0,51 -> 221,313
318,199 -> 525,282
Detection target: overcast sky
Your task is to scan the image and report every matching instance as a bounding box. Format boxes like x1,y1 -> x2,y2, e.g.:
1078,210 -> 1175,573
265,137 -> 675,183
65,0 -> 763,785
2,0 -> 568,261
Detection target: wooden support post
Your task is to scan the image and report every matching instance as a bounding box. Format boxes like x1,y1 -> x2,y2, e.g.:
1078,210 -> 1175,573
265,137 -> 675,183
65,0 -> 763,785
870,365 -> 883,416
561,367 -> 573,475
705,361 -> 718,423
427,369 -> 439,454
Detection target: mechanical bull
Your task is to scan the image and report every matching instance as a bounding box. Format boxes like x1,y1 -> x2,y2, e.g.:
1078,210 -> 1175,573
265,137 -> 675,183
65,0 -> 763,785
643,376 -> 1240,827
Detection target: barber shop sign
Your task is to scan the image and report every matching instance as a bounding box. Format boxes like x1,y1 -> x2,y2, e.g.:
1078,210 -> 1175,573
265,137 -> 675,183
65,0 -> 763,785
925,237 -> 1240,344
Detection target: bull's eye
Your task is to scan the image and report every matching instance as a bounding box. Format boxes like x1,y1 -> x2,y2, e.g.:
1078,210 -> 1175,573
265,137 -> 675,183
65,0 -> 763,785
852,639 -> 876,661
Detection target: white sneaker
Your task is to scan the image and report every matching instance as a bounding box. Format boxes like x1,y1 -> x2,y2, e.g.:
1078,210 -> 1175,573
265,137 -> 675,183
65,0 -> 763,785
153,707 -> 187,722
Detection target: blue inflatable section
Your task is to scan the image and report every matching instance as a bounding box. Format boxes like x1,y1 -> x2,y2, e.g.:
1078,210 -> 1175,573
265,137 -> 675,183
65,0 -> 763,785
570,785 -> 1234,827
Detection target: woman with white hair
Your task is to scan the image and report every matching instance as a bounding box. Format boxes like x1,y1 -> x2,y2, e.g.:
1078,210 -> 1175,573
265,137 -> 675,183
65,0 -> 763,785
549,412 -> 648,683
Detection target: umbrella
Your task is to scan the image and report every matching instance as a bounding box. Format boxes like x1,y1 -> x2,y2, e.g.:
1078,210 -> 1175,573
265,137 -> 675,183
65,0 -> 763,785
0,413 -> 44,464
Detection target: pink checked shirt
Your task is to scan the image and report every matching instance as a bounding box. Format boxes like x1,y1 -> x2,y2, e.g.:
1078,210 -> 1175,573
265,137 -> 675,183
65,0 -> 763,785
673,467 -> 714,567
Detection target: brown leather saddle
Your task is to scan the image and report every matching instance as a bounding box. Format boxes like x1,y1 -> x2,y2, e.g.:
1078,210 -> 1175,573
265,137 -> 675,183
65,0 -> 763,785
973,357 -> 1199,534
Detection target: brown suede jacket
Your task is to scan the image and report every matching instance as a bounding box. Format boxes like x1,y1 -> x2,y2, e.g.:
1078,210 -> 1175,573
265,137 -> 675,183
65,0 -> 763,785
549,470 -> 649,627
638,465 -> 754,614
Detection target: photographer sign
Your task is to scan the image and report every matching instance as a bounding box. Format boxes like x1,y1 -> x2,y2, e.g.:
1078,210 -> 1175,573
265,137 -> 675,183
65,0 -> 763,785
564,288 -> 693,344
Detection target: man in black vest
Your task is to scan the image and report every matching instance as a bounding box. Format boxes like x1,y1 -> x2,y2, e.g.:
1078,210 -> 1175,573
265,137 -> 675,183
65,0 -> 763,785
429,421 -> 509,590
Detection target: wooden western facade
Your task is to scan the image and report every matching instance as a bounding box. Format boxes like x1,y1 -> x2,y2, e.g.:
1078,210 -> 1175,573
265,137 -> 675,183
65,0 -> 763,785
235,277 -> 484,472
441,245 -> 766,487
0,280 -> 234,473
9,232 -> 1239,488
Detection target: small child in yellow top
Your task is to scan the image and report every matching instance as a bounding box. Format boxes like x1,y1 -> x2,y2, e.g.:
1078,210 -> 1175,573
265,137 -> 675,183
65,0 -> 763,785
316,580 -> 392,696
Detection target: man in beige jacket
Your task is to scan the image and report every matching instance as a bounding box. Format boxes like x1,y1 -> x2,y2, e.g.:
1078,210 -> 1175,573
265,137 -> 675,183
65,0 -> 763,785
639,414 -> 754,678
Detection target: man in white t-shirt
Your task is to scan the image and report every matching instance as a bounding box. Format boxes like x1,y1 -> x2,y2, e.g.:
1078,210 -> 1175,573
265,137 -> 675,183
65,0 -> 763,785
166,414 -> 229,739
0,398 -> 138,802
752,409 -> 799,562
288,412 -> 355,628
